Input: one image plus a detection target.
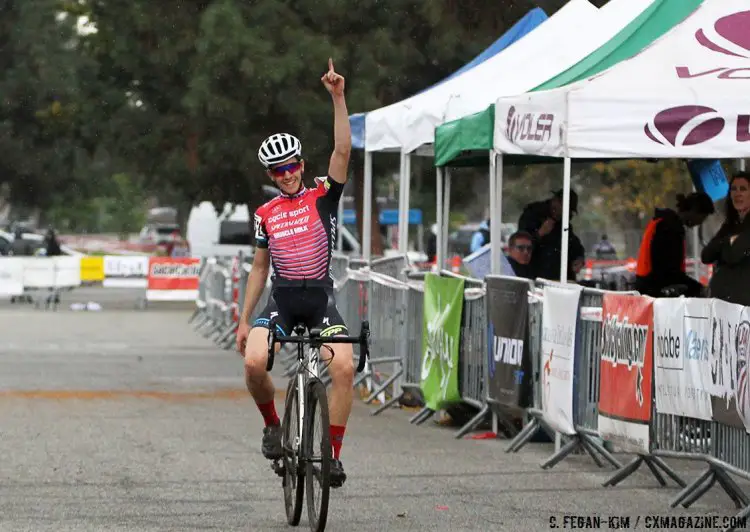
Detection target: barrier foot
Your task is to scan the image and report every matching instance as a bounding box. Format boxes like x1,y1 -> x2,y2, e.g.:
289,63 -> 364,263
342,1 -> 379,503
216,324 -> 237,345
649,455 -> 687,488
455,404 -> 490,439
603,454 -> 682,488
602,455 -> 645,487
541,436 -> 580,470
410,407 -> 434,425
188,308 -> 201,324
353,371 -> 370,389
365,371 -> 401,404
506,417 -> 540,453
670,468 -> 712,508
715,468 -> 749,508
580,433 -> 622,469
371,395 -> 400,416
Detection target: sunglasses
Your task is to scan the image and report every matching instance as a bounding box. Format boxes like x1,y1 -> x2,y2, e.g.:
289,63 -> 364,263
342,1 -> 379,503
270,161 -> 301,177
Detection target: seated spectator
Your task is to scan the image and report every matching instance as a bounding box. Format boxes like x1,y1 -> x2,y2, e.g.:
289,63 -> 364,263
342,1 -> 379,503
635,191 -> 714,298
505,231 -> 534,279
701,172 -> 750,306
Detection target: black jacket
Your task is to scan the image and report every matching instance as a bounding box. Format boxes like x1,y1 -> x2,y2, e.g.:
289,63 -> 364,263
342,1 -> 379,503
518,199 -> 584,281
635,208 -> 703,298
701,215 -> 750,306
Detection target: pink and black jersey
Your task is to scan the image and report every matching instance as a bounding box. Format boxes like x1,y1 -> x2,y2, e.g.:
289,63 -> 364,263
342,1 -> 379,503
254,176 -> 344,287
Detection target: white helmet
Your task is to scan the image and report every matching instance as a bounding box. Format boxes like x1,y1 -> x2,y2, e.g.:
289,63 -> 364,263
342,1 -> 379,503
258,133 -> 302,168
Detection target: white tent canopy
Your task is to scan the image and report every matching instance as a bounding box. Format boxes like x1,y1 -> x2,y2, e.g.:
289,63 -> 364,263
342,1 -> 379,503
364,0 -> 657,154
494,0 -> 750,159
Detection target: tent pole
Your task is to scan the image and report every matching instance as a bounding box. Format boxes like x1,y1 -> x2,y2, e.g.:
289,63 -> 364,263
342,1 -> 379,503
495,152 -> 504,275
436,167 -> 444,271
559,157 -> 572,283
397,150 -> 412,255
362,151 -> 373,263
489,151 -> 497,274
442,168 -> 452,269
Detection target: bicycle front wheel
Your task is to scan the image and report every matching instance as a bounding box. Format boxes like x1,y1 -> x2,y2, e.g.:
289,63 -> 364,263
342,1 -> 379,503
304,379 -> 331,532
282,378 -> 304,526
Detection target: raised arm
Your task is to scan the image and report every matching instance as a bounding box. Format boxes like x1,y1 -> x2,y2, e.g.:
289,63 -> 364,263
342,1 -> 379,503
321,58 -> 351,184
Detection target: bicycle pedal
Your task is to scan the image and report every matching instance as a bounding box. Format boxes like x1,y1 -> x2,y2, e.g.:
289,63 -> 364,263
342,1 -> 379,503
271,459 -> 286,478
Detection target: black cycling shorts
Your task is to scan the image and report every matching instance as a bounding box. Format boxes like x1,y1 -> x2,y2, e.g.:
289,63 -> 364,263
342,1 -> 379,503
252,287 -> 348,337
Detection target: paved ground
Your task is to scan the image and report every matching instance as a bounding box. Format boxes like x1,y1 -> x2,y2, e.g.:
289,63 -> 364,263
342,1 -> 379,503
1,288 -> 749,531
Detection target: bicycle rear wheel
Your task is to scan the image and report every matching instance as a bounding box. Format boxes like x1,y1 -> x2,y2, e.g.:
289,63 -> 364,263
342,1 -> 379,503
304,379 -> 331,532
282,378 -> 304,526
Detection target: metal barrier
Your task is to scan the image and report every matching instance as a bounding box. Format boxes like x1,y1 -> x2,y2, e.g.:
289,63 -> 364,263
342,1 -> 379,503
192,250 -> 750,532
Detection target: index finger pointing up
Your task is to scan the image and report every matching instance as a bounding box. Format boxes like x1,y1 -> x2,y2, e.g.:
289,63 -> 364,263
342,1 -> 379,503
328,57 -> 334,72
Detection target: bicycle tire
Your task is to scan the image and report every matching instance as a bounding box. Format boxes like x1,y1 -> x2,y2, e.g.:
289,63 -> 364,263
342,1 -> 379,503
282,378 -> 304,526
304,378 -> 331,532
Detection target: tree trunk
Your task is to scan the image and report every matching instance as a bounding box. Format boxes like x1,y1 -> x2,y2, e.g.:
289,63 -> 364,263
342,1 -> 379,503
352,152 -> 383,257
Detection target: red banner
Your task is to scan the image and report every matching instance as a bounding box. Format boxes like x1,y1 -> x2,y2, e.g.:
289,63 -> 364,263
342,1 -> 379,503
598,293 -> 654,453
147,257 -> 200,292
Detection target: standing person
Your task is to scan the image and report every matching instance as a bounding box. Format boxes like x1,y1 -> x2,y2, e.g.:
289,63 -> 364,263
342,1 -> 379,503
235,59 -> 353,488
518,189 -> 584,281
635,191 -> 714,298
701,172 -> 750,306
469,219 -> 490,253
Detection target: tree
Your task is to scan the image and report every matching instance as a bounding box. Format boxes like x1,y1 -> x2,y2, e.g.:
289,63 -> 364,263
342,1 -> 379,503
0,0 -> 95,211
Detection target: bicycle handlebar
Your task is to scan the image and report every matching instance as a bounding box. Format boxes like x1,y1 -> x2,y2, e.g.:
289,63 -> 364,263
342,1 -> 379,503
266,318 -> 370,374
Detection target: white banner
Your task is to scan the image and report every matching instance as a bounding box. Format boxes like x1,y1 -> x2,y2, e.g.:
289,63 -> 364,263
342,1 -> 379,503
54,256 -> 81,288
540,284 -> 581,436
22,258 -> 56,288
103,255 -> 149,288
493,90 -> 566,157
730,305 -> 750,434
0,258 -> 24,297
654,298 -> 713,420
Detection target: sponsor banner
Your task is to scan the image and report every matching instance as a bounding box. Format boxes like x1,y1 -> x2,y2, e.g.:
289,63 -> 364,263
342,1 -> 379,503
420,273 -> 464,411
654,298 -> 713,421
486,276 -> 532,410
80,256 -> 105,282
493,90 -> 566,157
708,299 -> 749,431
598,294 -> 654,454
21,257 -> 81,289
146,257 -> 201,301
566,1 -> 750,159
540,284 -> 581,436
103,255 -> 149,288
0,258 -> 24,297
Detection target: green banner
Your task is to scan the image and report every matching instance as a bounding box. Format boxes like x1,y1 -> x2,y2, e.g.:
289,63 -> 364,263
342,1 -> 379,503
420,273 -> 464,410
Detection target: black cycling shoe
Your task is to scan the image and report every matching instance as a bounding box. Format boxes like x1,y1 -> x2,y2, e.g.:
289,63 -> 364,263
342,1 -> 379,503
330,459 -> 347,488
262,424 -> 283,460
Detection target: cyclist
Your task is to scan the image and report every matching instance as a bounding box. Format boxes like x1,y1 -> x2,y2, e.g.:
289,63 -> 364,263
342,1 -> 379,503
236,58 -> 353,488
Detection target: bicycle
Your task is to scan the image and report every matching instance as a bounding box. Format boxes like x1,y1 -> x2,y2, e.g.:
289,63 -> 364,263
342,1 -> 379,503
266,317 -> 370,532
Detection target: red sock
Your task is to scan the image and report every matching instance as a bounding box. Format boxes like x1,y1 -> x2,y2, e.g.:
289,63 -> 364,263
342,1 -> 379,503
257,401 -> 280,427
330,425 -> 346,460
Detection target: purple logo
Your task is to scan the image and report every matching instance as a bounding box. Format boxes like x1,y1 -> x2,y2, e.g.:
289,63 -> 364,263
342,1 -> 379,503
505,105 -> 555,144
506,106 -> 518,141
644,106 -> 725,147
695,10 -> 750,58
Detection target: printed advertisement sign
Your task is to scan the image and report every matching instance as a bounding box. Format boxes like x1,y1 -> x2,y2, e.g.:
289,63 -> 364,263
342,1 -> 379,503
103,255 -> 149,288
146,257 -> 201,301
486,276 -> 532,411
420,273 -> 464,411
598,294 -> 654,453
540,284 -> 581,436
654,298 -> 713,421
708,299 -> 750,432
